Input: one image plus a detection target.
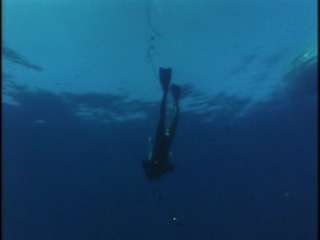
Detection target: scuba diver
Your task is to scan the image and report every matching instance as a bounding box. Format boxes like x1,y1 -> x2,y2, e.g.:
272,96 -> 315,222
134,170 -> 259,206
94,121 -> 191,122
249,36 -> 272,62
142,67 -> 181,181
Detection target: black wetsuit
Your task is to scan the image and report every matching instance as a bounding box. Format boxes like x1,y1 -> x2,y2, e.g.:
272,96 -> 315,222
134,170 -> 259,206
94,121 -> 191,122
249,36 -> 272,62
142,68 -> 180,180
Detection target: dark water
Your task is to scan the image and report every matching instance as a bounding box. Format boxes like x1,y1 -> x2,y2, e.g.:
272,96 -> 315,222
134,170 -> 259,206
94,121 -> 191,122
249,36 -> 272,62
2,62 -> 318,239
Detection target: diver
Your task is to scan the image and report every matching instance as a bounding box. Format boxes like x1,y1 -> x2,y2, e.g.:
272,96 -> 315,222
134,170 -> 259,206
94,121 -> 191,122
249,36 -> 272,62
142,67 -> 181,180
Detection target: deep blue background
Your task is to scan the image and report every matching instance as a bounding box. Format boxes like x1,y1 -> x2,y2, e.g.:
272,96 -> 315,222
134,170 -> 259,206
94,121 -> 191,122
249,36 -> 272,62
2,62 -> 318,240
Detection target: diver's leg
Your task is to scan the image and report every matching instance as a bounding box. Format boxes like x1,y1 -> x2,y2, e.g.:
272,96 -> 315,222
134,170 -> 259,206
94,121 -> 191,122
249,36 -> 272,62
156,91 -> 167,134
159,68 -> 171,92
155,68 -> 171,135
168,84 -> 181,141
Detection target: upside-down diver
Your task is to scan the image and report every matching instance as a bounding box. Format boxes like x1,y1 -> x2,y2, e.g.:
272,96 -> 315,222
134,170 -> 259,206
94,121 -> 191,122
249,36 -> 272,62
142,67 -> 181,180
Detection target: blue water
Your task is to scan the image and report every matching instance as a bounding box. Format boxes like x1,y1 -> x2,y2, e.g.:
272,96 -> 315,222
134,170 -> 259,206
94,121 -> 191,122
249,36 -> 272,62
2,62 -> 318,240
2,0 -> 318,239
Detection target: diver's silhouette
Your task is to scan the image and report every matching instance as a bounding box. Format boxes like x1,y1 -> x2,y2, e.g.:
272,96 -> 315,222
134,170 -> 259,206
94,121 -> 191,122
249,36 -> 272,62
142,68 -> 181,180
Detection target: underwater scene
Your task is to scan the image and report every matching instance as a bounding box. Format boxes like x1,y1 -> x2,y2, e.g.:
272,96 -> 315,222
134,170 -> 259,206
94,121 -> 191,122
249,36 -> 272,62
2,0 -> 318,239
